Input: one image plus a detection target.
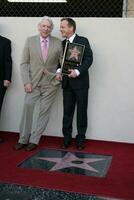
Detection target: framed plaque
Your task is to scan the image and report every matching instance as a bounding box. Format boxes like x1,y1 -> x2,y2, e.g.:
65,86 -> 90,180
61,41 -> 85,75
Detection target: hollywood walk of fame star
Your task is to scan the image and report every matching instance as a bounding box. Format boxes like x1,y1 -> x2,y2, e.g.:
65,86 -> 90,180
36,152 -> 105,173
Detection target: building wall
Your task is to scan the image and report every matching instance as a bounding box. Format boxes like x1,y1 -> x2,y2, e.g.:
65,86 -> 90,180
0,17 -> 134,143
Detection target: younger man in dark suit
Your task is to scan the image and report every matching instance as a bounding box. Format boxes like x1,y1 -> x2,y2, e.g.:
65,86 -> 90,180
0,35 -> 12,143
56,18 -> 93,150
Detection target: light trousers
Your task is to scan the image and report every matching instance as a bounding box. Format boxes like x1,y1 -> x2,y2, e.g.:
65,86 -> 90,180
19,84 -> 59,144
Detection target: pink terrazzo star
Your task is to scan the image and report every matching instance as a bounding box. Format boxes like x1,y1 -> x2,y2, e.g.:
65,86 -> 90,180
36,152 -> 105,173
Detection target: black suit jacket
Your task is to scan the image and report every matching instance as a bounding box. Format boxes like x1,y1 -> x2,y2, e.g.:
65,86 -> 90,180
0,35 -> 12,82
62,34 -> 93,90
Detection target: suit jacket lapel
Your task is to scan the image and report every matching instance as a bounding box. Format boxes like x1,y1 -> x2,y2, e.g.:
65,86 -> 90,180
47,36 -> 53,61
72,34 -> 79,43
35,35 -> 43,63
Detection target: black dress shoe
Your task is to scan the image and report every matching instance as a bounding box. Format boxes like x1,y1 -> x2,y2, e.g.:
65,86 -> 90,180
76,142 -> 85,150
62,142 -> 70,149
0,137 -> 4,143
61,136 -> 71,149
14,143 -> 26,150
26,143 -> 38,151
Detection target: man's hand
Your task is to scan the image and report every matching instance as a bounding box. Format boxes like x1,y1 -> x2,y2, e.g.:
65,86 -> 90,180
68,69 -> 77,78
24,83 -> 33,93
56,73 -> 62,81
4,80 -> 11,87
43,69 -> 48,75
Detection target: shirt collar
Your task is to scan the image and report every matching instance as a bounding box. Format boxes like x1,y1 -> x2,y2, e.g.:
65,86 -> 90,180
40,35 -> 49,42
67,33 -> 76,43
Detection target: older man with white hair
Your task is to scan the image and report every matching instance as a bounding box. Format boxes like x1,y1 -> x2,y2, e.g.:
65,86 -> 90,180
14,16 -> 62,151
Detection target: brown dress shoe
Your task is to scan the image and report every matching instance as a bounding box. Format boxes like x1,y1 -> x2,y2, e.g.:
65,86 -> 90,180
14,143 -> 26,150
0,137 -> 4,143
26,143 -> 38,151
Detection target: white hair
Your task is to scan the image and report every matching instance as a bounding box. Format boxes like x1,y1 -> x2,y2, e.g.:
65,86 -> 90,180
38,16 -> 54,30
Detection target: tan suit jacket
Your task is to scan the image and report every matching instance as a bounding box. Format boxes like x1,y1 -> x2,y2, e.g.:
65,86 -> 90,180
20,35 -> 62,88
